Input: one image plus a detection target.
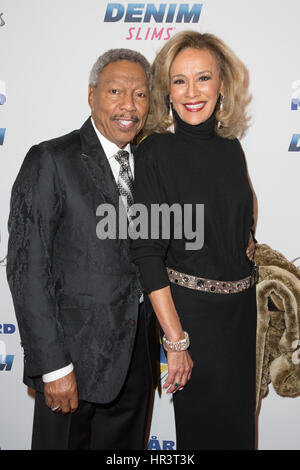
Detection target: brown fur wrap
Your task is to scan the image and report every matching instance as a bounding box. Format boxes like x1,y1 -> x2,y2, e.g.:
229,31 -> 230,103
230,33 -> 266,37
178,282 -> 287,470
254,244 -> 300,410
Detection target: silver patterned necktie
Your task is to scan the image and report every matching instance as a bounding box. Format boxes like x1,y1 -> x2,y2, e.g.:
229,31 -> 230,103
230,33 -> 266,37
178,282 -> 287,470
114,150 -> 143,300
114,150 -> 134,213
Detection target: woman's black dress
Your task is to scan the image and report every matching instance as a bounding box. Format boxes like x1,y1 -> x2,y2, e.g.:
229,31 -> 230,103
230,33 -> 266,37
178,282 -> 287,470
131,111 -> 257,450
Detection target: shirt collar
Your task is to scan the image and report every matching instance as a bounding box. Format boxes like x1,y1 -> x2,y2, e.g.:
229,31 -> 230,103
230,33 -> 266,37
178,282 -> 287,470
91,117 -> 131,159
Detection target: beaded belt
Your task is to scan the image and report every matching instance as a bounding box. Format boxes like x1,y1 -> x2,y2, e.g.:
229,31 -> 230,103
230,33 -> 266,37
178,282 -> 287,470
167,265 -> 258,294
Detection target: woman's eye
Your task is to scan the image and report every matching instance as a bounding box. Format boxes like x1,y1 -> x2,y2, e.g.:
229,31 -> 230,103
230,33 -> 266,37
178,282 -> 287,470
199,75 -> 211,82
110,89 -> 119,94
173,79 -> 185,85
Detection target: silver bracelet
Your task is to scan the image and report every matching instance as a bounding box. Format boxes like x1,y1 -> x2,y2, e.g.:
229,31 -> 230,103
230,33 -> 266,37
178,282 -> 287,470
162,331 -> 190,352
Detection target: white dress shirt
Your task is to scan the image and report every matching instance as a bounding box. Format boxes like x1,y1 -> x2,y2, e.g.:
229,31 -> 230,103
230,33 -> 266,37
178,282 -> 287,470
91,118 -> 134,182
42,119 -> 141,383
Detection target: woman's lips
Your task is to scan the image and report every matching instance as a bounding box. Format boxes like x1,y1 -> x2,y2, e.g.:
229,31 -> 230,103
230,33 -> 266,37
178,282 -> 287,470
183,102 -> 206,112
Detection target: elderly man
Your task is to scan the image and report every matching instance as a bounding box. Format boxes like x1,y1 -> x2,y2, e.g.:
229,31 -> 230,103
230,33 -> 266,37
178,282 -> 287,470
7,49 -> 158,450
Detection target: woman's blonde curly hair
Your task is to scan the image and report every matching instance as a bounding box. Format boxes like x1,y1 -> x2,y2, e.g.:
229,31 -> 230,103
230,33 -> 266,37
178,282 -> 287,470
144,31 -> 251,139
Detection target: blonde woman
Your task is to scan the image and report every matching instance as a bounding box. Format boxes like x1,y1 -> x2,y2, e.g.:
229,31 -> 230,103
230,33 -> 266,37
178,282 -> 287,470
131,31 -> 258,450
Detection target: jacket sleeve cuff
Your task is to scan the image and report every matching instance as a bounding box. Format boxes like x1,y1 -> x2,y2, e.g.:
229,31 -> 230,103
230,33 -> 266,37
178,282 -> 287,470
42,363 -> 74,383
137,256 -> 170,294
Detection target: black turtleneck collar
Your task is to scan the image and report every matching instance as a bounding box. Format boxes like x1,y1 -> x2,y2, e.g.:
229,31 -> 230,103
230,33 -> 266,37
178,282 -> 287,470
173,107 -> 216,139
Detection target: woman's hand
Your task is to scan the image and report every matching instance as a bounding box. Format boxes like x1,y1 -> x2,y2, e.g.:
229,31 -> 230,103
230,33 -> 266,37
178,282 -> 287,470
246,232 -> 256,261
148,286 -> 193,393
164,350 -> 194,394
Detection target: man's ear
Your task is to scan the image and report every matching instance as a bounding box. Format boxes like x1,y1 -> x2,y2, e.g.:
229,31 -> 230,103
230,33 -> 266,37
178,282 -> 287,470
88,85 -> 94,113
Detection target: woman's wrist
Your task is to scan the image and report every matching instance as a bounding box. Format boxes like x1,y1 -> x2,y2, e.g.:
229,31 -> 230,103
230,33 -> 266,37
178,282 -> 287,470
164,330 -> 186,342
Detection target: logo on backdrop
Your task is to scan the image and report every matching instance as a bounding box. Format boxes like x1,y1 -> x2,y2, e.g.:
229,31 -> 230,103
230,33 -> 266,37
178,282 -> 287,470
0,128 -> 6,145
0,324 -> 16,335
0,324 -> 16,371
104,3 -> 203,41
289,81 -> 300,152
289,134 -> 300,152
0,80 -> 6,105
148,435 -> 175,450
291,80 -> 300,110
0,13 -> 5,27
146,343 -> 176,450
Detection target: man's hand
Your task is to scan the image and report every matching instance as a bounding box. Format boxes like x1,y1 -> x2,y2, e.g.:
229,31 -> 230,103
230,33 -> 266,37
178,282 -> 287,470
44,370 -> 78,414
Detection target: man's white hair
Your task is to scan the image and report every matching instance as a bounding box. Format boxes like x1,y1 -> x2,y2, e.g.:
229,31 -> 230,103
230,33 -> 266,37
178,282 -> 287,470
89,48 -> 151,88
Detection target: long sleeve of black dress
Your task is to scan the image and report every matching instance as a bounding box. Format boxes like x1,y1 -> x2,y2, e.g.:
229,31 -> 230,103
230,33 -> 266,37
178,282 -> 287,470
131,135 -> 171,294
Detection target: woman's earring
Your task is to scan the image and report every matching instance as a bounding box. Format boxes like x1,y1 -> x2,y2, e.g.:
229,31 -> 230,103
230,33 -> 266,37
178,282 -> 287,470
168,98 -> 175,133
217,95 -> 224,129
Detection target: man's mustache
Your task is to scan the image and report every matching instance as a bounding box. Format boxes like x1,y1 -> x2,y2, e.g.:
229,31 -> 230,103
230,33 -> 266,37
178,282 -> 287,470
111,115 -> 139,123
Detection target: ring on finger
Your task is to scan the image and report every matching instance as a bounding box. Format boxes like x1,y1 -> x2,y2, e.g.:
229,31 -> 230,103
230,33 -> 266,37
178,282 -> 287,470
51,405 -> 60,411
173,382 -> 180,388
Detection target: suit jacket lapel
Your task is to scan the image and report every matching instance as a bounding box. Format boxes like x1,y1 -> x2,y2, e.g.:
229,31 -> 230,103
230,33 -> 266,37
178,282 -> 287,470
79,118 -> 133,255
130,142 -> 137,158
79,117 -> 120,207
